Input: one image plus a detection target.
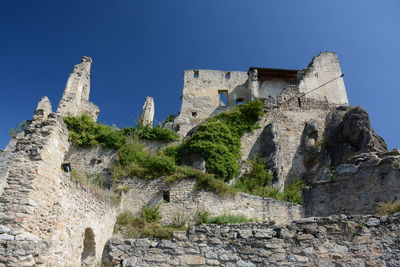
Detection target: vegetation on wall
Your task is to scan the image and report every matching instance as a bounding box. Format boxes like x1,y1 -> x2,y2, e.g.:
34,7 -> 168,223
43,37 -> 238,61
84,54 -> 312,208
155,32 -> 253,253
183,99 -> 265,181
114,207 -> 186,239
111,138 -> 235,197
233,157 -> 305,205
195,211 -> 256,225
63,114 -> 178,150
378,200 -> 400,215
70,170 -> 120,205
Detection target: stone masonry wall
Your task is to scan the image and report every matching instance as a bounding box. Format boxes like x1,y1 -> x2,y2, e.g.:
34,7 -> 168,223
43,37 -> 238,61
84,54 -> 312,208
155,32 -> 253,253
104,213 -> 400,267
174,70 -> 249,136
240,95 -> 335,189
121,178 -> 301,226
0,114 -> 117,266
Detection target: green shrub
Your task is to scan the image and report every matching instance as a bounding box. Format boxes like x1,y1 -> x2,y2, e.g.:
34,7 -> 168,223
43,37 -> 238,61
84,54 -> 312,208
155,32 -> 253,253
183,100 -> 265,181
122,125 -> 179,142
161,144 -> 183,164
113,141 -> 176,179
142,206 -> 161,223
64,114 -> 124,149
280,179 -> 305,204
195,211 -> 256,225
114,209 -> 184,239
233,158 -> 304,204
116,211 -> 136,226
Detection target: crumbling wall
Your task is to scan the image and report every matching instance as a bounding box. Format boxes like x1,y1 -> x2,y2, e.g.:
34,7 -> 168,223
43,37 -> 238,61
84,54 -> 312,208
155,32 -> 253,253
173,70 -> 248,136
104,213 -> 400,267
65,145 -> 116,177
57,56 -> 100,121
298,52 -> 348,105
121,178 -> 301,226
0,110 -> 117,266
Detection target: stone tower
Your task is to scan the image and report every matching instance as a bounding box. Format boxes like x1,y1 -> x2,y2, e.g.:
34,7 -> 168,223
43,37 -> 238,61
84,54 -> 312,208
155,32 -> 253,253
57,56 -> 100,121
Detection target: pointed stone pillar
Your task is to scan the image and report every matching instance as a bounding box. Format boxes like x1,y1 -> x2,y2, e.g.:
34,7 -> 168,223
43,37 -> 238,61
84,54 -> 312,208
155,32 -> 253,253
34,96 -> 52,120
57,56 -> 99,121
139,97 -> 155,127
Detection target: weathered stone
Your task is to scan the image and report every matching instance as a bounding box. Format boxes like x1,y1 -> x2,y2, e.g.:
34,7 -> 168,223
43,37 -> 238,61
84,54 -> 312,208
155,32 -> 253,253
0,234 -> 14,241
366,217 -> 380,227
179,255 -> 205,265
57,56 -> 99,120
139,96 -> 154,127
34,96 -> 52,120
0,226 -> 10,234
122,257 -> 137,267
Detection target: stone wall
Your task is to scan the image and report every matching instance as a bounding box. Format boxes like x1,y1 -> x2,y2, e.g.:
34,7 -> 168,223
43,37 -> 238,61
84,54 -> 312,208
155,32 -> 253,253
173,70 -> 249,136
121,178 -> 301,226
0,113 -> 117,266
240,94 -> 335,189
303,150 -> 400,217
104,213 -> 400,267
298,52 -> 348,105
65,145 -> 116,177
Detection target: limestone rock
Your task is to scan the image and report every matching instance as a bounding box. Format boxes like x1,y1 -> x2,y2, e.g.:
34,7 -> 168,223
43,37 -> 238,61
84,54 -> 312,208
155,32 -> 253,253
139,96 -> 154,127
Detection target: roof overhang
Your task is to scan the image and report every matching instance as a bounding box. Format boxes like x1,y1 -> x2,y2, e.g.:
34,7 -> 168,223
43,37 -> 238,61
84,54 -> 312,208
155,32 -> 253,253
249,67 -> 298,79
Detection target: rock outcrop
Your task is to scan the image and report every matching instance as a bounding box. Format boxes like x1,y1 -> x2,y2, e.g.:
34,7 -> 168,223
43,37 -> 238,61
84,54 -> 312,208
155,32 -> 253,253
301,106 -> 399,216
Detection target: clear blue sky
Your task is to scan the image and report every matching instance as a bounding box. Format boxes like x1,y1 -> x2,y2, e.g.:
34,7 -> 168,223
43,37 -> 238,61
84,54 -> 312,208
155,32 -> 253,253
1,1 -> 399,149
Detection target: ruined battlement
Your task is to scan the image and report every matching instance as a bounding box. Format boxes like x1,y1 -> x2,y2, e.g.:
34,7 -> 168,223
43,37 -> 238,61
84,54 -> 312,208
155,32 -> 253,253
173,52 -> 348,137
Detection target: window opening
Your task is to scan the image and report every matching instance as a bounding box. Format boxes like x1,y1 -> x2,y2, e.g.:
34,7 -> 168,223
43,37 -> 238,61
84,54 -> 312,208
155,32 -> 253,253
236,98 -> 245,105
191,111 -> 198,118
163,191 -> 170,203
61,163 -> 71,173
218,90 -> 228,106
225,72 -> 231,79
297,97 -> 302,108
193,70 -> 199,78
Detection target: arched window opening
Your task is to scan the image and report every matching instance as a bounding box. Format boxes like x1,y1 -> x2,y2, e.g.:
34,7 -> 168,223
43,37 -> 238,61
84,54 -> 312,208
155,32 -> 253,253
236,98 -> 245,105
81,228 -> 96,267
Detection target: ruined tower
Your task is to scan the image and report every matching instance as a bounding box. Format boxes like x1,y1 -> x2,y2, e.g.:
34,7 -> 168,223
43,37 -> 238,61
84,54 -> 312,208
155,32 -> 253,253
139,96 -> 155,127
57,56 -> 100,121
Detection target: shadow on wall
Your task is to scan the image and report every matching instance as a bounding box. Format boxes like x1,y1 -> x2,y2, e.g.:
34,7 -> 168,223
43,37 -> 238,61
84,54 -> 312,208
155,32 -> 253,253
81,228 -> 96,267
247,124 -> 279,185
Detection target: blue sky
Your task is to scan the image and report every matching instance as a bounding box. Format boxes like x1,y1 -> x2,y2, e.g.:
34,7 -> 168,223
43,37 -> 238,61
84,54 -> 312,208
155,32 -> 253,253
0,0 -> 399,149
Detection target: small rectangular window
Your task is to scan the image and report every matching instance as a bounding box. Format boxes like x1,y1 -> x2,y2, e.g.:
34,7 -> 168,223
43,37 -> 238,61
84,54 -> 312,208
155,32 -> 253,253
218,90 -> 228,106
61,163 -> 71,172
225,72 -> 231,79
193,70 -> 199,78
163,191 -> 170,203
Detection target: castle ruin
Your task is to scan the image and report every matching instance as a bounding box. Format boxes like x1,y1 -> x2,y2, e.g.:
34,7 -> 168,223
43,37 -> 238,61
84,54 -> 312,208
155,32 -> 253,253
0,52 -> 399,266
